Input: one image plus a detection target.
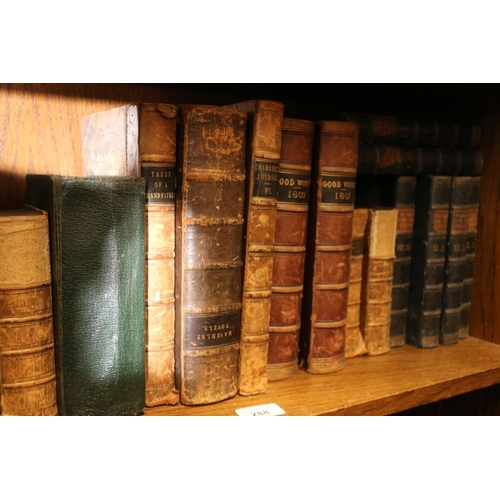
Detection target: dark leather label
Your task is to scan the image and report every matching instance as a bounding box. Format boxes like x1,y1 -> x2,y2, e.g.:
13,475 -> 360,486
252,160 -> 279,198
141,163 -> 176,204
351,237 -> 364,256
185,311 -> 241,348
320,174 -> 355,205
395,234 -> 413,258
277,170 -> 311,204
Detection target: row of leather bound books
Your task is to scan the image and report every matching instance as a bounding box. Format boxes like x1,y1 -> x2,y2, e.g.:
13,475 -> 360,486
0,102 -> 482,415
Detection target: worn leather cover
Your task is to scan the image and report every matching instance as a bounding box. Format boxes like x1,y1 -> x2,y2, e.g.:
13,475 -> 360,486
175,105 -> 246,405
440,177 -> 470,345
230,100 -> 284,394
25,175 -> 146,415
300,121 -> 359,374
267,117 -> 314,380
360,209 -> 398,355
458,177 -> 481,338
345,208 -> 369,358
81,103 -> 179,407
0,207 -> 58,415
406,176 -> 451,348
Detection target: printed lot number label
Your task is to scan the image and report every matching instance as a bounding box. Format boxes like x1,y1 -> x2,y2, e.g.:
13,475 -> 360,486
235,402 -> 286,416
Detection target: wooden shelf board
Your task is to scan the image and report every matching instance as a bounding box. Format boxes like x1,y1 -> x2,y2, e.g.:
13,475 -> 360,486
144,337 -> 500,416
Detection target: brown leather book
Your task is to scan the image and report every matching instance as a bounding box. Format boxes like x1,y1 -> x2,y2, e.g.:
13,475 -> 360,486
81,103 -> 179,407
175,104 -> 247,405
300,121 -> 359,374
360,208 -> 398,355
267,117 -> 314,381
230,100 -> 284,395
345,208 -> 369,358
0,207 -> 58,415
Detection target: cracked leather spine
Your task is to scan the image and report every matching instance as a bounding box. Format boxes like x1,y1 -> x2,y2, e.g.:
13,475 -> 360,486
175,105 -> 247,405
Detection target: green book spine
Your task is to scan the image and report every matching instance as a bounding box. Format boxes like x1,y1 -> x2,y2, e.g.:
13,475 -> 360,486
25,174 -> 146,415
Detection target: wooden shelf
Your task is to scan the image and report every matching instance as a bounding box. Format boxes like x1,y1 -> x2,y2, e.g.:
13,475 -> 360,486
144,337 -> 500,416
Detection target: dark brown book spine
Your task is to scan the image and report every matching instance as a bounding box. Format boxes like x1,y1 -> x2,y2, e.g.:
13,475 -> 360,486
231,100 -> 284,395
360,209 -> 398,355
267,117 -> 314,381
459,177 -> 481,338
440,177 -> 470,345
300,121 -> 359,374
406,176 -> 451,348
345,208 -> 369,358
0,207 -> 58,416
175,105 -> 247,405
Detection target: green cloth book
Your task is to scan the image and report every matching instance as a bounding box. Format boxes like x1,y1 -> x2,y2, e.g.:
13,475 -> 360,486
25,174 -> 146,415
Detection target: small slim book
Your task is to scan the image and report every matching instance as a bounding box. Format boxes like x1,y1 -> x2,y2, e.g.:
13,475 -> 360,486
300,120 -> 359,374
81,103 -> 179,407
406,175 -> 452,348
25,174 -> 146,415
345,208 -> 369,358
267,117 -> 315,380
229,100 -> 284,395
175,104 -> 247,405
0,207 -> 58,416
359,208 -> 398,355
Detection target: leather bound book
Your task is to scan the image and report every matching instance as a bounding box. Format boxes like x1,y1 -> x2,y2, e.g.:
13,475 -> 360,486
440,177 -> 470,345
175,105 -> 247,405
0,207 -> 58,416
406,176 -> 451,348
25,175 -> 146,415
360,208 -> 398,355
267,117 -> 314,381
300,120 -> 359,374
81,103 -> 179,407
458,150 -> 484,175
230,100 -> 284,394
345,208 -> 369,358
459,176 -> 481,338
378,177 -> 416,347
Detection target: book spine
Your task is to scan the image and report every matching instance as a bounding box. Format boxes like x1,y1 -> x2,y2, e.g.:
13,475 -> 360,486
232,100 -> 284,395
26,175 -> 146,415
360,209 -> 398,355
440,177 -> 470,344
345,208 -> 369,358
459,177 -> 481,338
300,121 -> 359,374
267,117 -> 314,380
0,207 -> 58,416
389,177 -> 416,347
139,103 -> 180,407
406,176 -> 452,348
175,105 -> 247,405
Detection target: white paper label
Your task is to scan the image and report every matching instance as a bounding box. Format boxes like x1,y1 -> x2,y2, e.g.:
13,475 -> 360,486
235,402 -> 286,416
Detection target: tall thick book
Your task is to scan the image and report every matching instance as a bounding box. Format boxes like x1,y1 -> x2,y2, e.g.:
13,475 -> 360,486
440,177 -> 471,345
25,175 -> 146,415
81,103 -> 179,407
300,121 -> 359,374
267,117 -> 314,380
230,100 -> 284,394
175,104 -> 247,405
360,208 -> 398,355
460,177 -> 481,338
0,207 -> 58,416
345,208 -> 369,358
406,176 -> 451,348
379,176 -> 416,347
